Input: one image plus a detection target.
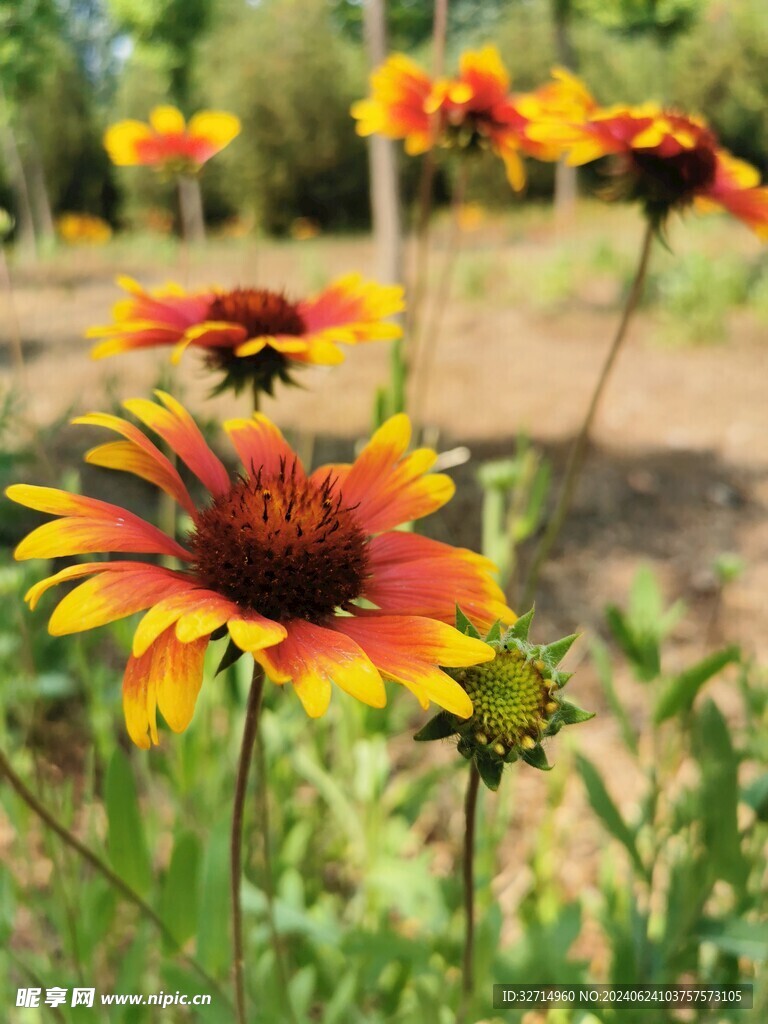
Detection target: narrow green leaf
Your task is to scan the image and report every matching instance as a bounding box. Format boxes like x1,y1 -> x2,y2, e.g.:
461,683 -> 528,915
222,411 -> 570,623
159,831 -> 201,950
455,605 -> 481,638
606,604 -> 659,681
197,823 -> 231,975
105,750 -> 153,897
692,701 -> 748,890
476,757 -> 503,791
743,773 -> 768,822
591,638 -> 638,755
414,711 -> 458,742
576,755 -> 646,878
654,645 -> 740,724
698,918 -> 768,960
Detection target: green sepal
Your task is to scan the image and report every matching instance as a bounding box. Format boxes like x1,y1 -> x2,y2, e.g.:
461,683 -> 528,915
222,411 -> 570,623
414,711 -> 459,742
476,756 -> 503,791
522,744 -> 551,771
507,606 -> 534,642
543,633 -> 579,667
556,701 -> 595,726
484,620 -> 503,645
210,624 -> 228,642
215,639 -> 245,677
455,605 -> 482,639
554,671 -> 573,688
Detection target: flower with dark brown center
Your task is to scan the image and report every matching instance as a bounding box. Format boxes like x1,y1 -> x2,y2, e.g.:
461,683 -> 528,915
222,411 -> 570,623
191,461 -> 369,623
88,274 -> 404,397
8,395 -> 514,748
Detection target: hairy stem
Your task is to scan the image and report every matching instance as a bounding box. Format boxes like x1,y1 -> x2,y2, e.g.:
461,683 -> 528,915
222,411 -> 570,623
460,763 -> 481,1020
520,219 -> 655,608
231,663 -> 265,1024
0,748 -> 229,1006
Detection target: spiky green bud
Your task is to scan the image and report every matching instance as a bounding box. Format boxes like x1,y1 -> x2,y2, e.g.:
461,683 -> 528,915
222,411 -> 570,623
414,606 -> 594,790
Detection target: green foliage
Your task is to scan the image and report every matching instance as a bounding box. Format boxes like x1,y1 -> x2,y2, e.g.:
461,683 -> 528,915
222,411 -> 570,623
195,0 -> 369,233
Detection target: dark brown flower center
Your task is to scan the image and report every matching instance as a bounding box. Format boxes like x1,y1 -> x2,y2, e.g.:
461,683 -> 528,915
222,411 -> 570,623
630,144 -> 717,207
208,288 -> 306,339
189,462 -> 369,623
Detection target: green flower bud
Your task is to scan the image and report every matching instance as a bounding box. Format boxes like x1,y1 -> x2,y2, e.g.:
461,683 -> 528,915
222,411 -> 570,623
414,606 -> 594,790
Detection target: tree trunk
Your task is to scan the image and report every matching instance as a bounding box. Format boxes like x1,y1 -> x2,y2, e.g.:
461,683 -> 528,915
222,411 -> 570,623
551,0 -> 578,226
27,137 -> 56,244
0,118 -> 36,259
362,0 -> 402,285
177,175 -> 206,243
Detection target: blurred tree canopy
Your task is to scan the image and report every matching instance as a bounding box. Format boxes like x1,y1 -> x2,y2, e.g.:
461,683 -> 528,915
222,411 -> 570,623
0,0 -> 767,238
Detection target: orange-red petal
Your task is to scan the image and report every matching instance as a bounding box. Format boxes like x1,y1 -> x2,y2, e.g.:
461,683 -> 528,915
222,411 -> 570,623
123,391 -> 230,498
334,615 -> 492,717
255,618 -> 385,717
123,627 -> 208,749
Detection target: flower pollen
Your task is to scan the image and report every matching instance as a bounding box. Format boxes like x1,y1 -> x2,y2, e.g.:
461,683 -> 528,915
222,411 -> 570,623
190,461 -> 369,623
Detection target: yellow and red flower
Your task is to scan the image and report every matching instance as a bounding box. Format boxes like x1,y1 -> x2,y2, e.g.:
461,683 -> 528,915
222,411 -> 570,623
351,54 -> 434,157
87,273 -> 404,395
8,397 -> 513,748
528,102 -> 768,236
353,49 -> 593,189
104,105 -> 240,175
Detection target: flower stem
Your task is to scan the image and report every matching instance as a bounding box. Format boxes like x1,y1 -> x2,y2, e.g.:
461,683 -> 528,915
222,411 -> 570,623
231,662 -> 265,1024
460,762 -> 481,1019
0,747 -> 230,1007
520,219 -> 655,608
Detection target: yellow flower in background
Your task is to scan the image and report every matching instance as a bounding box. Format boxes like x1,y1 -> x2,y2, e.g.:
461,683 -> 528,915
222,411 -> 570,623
87,273 -> 405,396
56,212 -> 112,244
528,101 -> 768,235
351,54 -> 434,156
353,49 -> 596,190
7,398 -> 513,747
104,105 -> 240,174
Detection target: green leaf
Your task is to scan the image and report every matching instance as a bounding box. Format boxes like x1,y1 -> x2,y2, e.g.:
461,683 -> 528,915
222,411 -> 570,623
508,606 -> 534,642
557,700 -> 595,725
606,604 -> 660,681
654,645 -> 740,724
576,755 -> 646,878
743,773 -> 768,822
698,918 -> 768,960
476,757 -> 503,791
591,638 -> 638,755
105,750 -> 153,897
692,701 -> 748,890
159,831 -> 200,950
414,711 -> 458,742
197,823 -> 231,975
455,605 -> 482,638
